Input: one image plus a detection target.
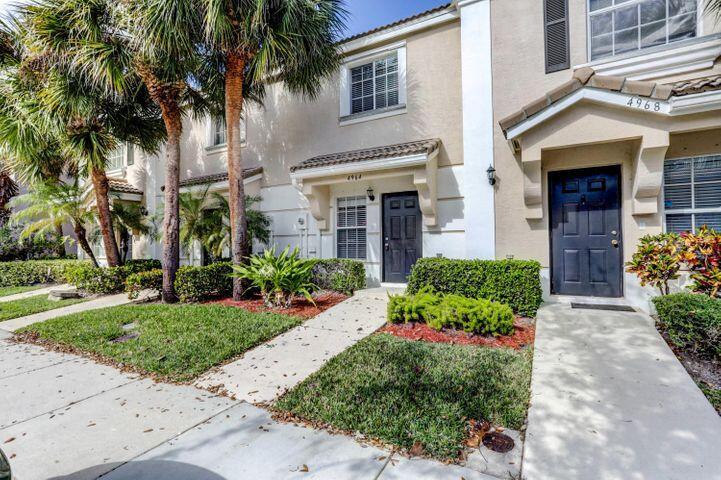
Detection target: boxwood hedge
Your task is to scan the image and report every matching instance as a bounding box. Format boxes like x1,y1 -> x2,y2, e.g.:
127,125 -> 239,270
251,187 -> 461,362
65,259 -> 162,295
0,259 -> 87,287
407,258 -> 543,317
311,259 -> 366,295
174,262 -> 234,303
653,293 -> 721,358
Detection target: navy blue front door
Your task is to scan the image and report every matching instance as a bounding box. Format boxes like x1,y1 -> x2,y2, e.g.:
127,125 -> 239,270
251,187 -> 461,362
550,166 -> 623,297
383,192 -> 422,283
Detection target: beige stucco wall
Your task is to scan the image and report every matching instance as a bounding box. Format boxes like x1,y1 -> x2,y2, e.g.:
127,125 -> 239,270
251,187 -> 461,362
173,19 -> 463,189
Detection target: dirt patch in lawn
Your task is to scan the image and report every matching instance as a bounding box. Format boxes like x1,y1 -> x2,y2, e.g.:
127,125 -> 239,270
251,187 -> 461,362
380,317 -> 535,350
210,291 -> 348,319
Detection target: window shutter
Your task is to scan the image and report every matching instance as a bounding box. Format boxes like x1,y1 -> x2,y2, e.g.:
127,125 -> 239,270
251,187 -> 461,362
544,0 -> 570,73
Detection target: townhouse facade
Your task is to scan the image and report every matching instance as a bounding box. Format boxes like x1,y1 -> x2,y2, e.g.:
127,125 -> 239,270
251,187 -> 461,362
91,0 -> 721,311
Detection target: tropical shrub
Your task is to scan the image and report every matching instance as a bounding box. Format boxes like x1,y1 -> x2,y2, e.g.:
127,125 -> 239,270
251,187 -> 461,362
0,226 -> 66,262
388,288 -> 515,336
626,233 -> 682,295
126,269 -> 163,299
123,259 -> 162,274
406,258 -> 543,317
679,227 -> 721,298
0,259 -> 86,287
174,262 -> 233,303
232,247 -> 315,308
65,259 -> 162,295
311,259 -> 366,295
653,293 -> 721,358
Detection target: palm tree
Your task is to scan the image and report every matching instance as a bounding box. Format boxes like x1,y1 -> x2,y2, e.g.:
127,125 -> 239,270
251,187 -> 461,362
10,181 -> 99,267
0,164 -> 18,227
205,193 -> 270,258
18,1 -> 166,267
200,0 -> 347,300
109,201 -> 151,262
179,186 -> 214,265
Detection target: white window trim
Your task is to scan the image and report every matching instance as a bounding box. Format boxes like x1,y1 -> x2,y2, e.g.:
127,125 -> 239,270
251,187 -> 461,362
335,195 -> 368,260
338,41 -> 407,126
107,143 -> 132,175
585,0 -> 701,64
206,117 -> 247,152
662,154 -> 721,233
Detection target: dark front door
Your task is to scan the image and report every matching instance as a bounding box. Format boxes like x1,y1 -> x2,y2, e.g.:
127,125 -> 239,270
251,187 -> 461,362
550,166 -> 623,297
383,192 -> 422,283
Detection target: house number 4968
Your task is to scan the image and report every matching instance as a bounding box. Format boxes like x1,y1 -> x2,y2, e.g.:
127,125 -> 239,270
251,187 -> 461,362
626,97 -> 661,112
347,174 -> 362,181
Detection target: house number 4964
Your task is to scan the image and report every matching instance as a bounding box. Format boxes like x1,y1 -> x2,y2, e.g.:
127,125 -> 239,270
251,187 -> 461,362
347,174 -> 362,181
626,97 -> 661,112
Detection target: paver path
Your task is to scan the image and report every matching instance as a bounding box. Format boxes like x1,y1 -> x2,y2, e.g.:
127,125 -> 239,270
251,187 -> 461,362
0,284 -> 69,303
195,287 -> 401,403
523,302 -> 721,480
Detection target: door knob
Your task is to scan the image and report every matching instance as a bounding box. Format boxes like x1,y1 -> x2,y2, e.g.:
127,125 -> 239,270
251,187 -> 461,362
611,239 -> 619,247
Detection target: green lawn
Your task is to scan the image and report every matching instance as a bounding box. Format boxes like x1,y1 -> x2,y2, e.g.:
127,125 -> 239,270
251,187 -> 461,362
0,294 -> 88,322
19,304 -> 303,382
0,285 -> 45,297
699,382 -> 721,414
275,334 -> 532,459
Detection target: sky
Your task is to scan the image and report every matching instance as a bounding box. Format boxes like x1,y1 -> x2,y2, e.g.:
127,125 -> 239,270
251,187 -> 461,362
0,0 -> 448,38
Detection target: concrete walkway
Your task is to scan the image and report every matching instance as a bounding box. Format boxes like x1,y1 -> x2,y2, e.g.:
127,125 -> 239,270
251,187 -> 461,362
523,302 -> 721,480
0,284 -> 69,303
195,287 -> 401,403
0,292 -> 139,332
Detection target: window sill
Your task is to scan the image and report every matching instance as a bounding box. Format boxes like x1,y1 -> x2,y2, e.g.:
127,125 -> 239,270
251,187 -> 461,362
205,142 -> 247,153
339,104 -> 407,127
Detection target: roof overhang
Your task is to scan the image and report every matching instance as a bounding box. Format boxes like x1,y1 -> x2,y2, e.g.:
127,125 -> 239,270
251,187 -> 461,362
179,172 -> 262,194
289,153 -> 430,183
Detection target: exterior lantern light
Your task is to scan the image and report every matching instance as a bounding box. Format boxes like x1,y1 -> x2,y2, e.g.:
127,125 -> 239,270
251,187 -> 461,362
366,186 -> 375,202
487,165 -> 497,186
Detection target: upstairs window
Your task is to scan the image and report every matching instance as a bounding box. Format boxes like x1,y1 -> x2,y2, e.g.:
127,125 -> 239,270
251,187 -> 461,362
212,117 -> 227,147
664,155 -> 721,234
107,143 -> 132,171
350,54 -> 399,115
589,0 -> 698,61
337,196 -> 367,260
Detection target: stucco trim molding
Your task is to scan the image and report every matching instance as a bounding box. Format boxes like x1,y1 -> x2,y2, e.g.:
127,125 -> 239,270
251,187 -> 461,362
632,134 -> 670,216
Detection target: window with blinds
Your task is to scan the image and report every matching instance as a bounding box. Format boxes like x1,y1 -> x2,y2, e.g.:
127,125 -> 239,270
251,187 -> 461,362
107,144 -> 126,171
545,0 -> 570,73
337,196 -> 367,260
350,54 -> 399,115
212,117 -> 227,146
664,155 -> 721,234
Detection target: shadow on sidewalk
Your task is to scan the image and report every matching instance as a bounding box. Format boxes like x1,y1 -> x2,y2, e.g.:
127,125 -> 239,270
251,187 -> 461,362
47,460 -> 226,480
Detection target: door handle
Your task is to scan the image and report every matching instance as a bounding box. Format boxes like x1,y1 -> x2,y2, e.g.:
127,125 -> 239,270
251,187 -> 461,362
384,237 -> 390,251
611,239 -> 619,248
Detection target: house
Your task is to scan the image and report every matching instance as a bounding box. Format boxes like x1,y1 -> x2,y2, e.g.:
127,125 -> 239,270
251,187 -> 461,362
87,0 -> 721,312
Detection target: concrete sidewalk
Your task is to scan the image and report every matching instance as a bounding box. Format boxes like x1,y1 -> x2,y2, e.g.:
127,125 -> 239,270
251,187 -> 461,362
523,302 -> 721,480
195,287 -> 401,403
0,284 -> 69,303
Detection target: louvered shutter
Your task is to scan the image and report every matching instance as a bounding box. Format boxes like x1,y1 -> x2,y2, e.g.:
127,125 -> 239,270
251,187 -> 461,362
544,0 -> 570,73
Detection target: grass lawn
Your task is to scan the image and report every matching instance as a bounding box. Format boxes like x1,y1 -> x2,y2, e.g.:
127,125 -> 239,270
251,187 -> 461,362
19,304 -> 303,382
0,294 -> 88,322
0,285 -> 44,297
699,382 -> 721,414
275,333 -> 532,459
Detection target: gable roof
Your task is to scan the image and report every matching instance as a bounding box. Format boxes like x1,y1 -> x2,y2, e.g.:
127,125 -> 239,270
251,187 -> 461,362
290,139 -> 441,173
339,3 -> 453,44
499,67 -> 721,138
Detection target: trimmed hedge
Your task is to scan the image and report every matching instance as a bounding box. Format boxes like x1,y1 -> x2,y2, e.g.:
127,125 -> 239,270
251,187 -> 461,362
0,259 -> 87,287
66,259 -> 162,295
407,258 -> 543,317
388,288 -> 514,336
653,293 -> 721,358
126,269 -> 163,299
175,262 -> 233,303
311,259 -> 366,295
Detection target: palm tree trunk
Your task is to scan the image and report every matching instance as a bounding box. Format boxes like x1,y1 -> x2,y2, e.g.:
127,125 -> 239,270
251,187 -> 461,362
159,103 -> 182,303
90,167 -> 122,267
54,223 -> 66,258
226,52 -> 249,301
74,223 -> 99,268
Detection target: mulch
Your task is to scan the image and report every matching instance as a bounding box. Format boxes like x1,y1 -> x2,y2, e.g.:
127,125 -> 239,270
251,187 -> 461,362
210,291 -> 348,319
380,317 -> 535,350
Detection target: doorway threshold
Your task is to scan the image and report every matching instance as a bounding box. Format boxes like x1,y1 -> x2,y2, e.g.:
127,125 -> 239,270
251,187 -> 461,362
549,295 -> 631,307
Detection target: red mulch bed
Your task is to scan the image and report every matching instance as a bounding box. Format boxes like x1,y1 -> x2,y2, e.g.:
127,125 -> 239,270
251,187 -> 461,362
210,291 -> 348,319
380,317 -> 535,350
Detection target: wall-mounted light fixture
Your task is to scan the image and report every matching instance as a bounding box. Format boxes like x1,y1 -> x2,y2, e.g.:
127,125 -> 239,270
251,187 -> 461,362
487,165 -> 497,186
366,186 -> 375,202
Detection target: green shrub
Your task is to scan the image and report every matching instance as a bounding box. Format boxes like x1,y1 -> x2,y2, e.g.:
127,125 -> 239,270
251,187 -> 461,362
0,259 -> 86,287
311,259 -> 366,295
126,269 -> 163,299
388,288 -> 515,336
65,259 -> 161,295
407,258 -> 543,317
626,233 -> 682,295
653,293 -> 721,358
679,227 -> 721,298
123,259 -> 162,274
232,247 -> 315,308
175,262 -> 233,303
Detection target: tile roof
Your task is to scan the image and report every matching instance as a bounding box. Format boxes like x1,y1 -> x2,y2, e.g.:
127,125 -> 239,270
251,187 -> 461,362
339,3 -> 453,44
176,167 -> 263,188
108,179 -> 142,195
290,139 -> 442,173
499,68 -> 721,137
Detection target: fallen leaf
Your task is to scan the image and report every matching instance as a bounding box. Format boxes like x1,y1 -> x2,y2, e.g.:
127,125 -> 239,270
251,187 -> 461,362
143,428 -> 153,433
409,442 -> 425,457
299,464 -> 309,472
4,437 -> 15,444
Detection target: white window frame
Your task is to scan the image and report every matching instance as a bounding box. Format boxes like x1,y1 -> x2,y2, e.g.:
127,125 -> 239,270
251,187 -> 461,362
586,0 -> 701,62
107,143 -> 133,173
206,117 -> 247,151
339,42 -> 407,126
335,195 -> 368,260
662,154 -> 721,234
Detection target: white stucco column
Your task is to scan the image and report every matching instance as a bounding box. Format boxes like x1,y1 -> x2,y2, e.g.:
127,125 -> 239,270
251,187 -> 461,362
459,0 -> 495,260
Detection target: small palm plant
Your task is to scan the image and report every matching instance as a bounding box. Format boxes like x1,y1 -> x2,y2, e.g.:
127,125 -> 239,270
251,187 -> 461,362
232,246 -> 316,309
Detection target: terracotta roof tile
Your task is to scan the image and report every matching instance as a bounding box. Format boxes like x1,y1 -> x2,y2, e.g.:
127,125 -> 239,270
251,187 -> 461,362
339,3 -> 453,44
108,179 -> 142,195
174,167 -> 263,189
290,139 -> 441,172
672,75 -> 721,97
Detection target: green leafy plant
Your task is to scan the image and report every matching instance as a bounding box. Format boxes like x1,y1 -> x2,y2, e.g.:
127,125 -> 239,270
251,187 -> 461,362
653,293 -> 721,358
0,259 -> 86,287
232,247 -> 316,308
311,259 -> 366,295
65,260 -> 161,295
125,269 -> 163,299
406,258 -> 542,317
626,233 -> 682,295
679,227 -> 721,298
388,288 -> 515,337
174,262 -> 233,303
